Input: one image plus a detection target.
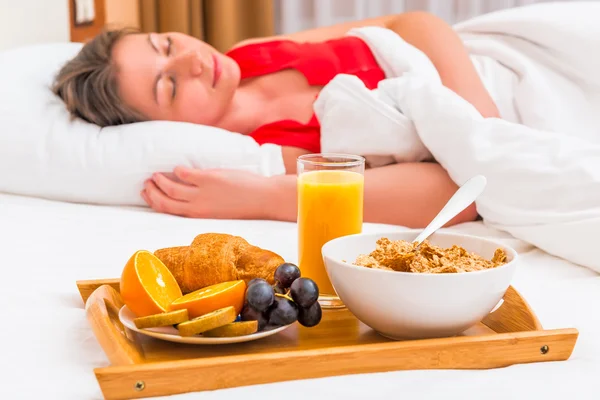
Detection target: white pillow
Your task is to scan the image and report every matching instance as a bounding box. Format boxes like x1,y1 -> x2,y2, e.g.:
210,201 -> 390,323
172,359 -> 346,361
0,43 -> 285,206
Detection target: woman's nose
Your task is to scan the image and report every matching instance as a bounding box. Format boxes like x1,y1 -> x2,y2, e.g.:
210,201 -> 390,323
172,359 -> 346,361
167,51 -> 204,77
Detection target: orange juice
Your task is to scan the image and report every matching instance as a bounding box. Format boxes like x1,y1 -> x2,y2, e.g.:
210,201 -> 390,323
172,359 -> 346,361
297,170 -> 364,296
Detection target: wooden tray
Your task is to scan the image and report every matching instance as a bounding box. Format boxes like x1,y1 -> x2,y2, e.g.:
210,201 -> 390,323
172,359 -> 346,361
77,278 -> 579,400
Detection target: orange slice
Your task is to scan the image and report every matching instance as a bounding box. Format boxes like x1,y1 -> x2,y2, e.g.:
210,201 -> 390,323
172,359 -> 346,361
177,306 -> 237,337
202,321 -> 259,337
120,250 -> 183,318
169,280 -> 246,319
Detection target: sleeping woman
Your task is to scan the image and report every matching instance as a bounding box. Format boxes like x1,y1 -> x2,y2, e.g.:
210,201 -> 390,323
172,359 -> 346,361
52,11 -> 500,228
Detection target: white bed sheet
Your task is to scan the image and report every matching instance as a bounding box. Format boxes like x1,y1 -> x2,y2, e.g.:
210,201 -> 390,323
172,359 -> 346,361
1,192 -> 599,400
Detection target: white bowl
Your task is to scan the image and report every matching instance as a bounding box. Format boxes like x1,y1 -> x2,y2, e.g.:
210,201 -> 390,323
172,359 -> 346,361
321,230 -> 518,340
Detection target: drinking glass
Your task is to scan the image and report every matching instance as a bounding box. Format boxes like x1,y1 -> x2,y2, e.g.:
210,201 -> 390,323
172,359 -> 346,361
296,154 -> 365,309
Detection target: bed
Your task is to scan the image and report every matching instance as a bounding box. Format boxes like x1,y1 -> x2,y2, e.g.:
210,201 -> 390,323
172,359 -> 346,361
1,191 -> 599,400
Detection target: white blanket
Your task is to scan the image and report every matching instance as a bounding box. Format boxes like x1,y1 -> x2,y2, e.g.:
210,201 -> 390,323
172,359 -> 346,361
315,1 -> 600,273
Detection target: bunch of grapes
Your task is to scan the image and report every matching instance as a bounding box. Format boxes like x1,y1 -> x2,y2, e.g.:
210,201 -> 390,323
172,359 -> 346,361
241,263 -> 322,330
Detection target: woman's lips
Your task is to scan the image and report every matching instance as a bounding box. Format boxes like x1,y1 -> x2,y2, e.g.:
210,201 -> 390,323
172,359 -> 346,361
212,54 -> 221,87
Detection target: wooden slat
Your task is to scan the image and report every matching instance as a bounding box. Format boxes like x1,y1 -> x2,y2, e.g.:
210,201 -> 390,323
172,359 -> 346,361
77,278 -> 120,303
482,286 -> 543,333
85,285 -> 145,366
95,328 -> 578,399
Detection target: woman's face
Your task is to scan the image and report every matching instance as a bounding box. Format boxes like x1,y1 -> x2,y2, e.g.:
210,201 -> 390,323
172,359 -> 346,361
112,32 -> 241,126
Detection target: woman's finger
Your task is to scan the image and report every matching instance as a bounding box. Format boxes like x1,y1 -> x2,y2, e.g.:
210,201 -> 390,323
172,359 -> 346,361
144,180 -> 190,216
140,189 -> 151,206
173,165 -> 211,185
152,173 -> 196,201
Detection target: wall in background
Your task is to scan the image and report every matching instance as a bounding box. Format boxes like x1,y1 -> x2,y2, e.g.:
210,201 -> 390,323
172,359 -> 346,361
0,0 -> 142,52
5,0 -> 563,53
105,0 -> 141,29
69,0 -> 107,43
0,0 -> 70,51
275,0 -> 578,34
139,0 -> 274,52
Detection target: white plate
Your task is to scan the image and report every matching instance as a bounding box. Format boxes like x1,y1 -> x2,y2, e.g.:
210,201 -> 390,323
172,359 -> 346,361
118,305 -> 292,345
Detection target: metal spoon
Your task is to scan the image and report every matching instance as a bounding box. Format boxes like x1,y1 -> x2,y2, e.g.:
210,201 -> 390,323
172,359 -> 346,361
412,175 -> 487,246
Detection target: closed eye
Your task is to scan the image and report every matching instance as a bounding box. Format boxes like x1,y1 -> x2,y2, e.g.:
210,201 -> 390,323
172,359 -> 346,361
169,75 -> 176,99
165,36 -> 176,99
166,36 -> 173,56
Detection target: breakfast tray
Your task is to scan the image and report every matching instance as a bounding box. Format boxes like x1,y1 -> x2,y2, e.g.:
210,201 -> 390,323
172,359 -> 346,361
77,278 -> 579,400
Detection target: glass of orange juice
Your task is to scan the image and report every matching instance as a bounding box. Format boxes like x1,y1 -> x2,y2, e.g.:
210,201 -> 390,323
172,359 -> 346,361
297,154 -> 365,309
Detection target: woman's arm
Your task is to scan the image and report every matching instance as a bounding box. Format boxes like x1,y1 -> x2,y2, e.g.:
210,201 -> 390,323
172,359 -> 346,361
281,146 -> 311,174
266,162 -> 478,228
142,162 -> 478,228
234,11 -> 499,118
385,13 -> 500,118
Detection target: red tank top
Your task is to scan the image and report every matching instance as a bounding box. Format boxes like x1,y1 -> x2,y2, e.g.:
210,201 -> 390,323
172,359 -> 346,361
225,36 -> 386,153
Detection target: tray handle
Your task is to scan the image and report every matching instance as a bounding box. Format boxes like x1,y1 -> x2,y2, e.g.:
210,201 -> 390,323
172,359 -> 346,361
78,278 -> 120,304
482,285 -> 542,333
85,284 -> 145,366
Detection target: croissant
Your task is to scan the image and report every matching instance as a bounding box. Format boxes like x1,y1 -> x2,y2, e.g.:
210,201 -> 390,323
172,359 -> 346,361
154,233 -> 285,293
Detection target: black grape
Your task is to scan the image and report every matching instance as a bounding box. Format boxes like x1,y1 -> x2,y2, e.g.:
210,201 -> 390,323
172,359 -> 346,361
240,304 -> 268,331
298,301 -> 322,327
248,278 -> 267,287
246,280 -> 274,312
268,296 -> 298,326
274,263 -> 301,289
290,278 -> 319,308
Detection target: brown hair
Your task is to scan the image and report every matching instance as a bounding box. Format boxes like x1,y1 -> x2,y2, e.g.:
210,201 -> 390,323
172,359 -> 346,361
51,28 -> 147,127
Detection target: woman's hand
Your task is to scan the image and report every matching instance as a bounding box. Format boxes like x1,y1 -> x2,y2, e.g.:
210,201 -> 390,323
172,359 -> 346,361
141,166 -> 275,220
